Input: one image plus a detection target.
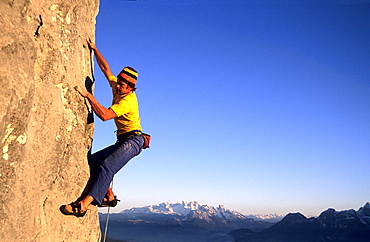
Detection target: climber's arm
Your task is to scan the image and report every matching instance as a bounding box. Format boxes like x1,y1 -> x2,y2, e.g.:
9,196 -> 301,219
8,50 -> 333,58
87,39 -> 114,83
74,86 -> 117,121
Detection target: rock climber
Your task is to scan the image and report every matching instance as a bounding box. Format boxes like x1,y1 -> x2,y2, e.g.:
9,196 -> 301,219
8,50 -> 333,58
60,39 -> 149,217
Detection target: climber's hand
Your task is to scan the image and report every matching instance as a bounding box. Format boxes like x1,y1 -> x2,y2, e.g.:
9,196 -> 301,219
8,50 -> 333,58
86,38 -> 96,51
74,86 -> 89,98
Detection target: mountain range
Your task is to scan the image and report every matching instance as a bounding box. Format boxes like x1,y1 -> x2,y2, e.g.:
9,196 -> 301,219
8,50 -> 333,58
120,201 -> 283,223
100,201 -> 370,242
100,201 -> 277,242
229,202 -> 370,242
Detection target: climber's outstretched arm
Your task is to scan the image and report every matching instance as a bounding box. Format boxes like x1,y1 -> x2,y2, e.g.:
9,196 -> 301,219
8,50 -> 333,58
87,39 -> 114,83
74,86 -> 117,121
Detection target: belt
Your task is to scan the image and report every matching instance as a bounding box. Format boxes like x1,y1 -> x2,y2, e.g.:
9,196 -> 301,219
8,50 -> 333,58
117,130 -> 142,142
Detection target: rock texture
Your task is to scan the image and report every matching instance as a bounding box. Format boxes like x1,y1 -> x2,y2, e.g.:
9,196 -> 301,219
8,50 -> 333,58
0,0 -> 100,241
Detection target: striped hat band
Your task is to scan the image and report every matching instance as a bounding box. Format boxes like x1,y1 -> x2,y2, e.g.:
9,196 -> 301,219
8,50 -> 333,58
118,67 -> 138,85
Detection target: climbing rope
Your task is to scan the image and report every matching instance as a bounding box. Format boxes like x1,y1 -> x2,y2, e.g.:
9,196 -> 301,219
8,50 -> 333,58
102,207 -> 111,242
102,180 -> 113,242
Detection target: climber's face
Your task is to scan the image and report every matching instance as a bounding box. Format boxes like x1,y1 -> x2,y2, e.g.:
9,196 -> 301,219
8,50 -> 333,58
116,78 -> 132,95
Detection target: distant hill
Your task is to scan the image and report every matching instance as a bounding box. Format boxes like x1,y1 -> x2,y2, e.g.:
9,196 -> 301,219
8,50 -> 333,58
229,202 -> 370,242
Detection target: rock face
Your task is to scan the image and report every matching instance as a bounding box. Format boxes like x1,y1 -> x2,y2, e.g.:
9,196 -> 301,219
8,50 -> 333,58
0,0 -> 100,241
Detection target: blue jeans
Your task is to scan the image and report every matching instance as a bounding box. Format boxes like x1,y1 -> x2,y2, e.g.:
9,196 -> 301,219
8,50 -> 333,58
87,133 -> 144,205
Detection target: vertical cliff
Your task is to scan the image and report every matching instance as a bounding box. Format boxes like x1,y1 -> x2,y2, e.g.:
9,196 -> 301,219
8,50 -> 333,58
0,0 -> 100,241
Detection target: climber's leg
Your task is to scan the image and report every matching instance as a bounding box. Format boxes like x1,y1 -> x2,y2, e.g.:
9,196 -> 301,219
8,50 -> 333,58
87,135 -> 143,205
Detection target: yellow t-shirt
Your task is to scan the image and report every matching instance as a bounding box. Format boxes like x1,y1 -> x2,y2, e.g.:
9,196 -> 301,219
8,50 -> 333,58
108,76 -> 142,137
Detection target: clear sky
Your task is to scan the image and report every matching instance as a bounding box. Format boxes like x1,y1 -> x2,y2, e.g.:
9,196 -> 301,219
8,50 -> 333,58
91,0 -> 370,217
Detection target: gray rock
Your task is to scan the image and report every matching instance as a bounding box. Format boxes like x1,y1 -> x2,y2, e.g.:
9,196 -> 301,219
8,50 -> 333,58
0,0 -> 100,241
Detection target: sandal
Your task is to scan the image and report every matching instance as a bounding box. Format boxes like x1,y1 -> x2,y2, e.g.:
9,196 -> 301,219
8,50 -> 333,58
99,196 -> 120,207
60,203 -> 87,217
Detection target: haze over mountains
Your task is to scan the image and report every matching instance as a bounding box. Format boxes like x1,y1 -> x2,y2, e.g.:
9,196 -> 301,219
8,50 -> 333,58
100,201 -> 370,242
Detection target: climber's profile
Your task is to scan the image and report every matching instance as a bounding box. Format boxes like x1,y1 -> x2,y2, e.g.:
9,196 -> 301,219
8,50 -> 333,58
60,39 -> 150,217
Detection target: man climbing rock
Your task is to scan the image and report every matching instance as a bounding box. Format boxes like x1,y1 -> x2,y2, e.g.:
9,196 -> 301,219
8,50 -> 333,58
60,39 -> 148,217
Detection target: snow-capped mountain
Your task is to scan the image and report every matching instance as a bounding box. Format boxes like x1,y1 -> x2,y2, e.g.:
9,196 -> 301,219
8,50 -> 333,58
104,201 -> 274,233
122,201 -> 202,216
100,201 -> 275,242
246,213 -> 284,222
122,201 -> 247,220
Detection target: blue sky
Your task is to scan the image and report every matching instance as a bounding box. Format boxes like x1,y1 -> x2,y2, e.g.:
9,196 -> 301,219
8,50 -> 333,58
91,0 -> 370,216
